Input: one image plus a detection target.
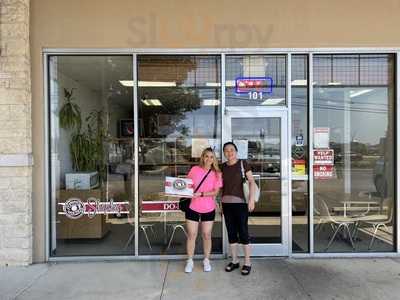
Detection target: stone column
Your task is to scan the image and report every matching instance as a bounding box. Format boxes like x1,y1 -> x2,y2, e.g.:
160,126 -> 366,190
0,0 -> 33,265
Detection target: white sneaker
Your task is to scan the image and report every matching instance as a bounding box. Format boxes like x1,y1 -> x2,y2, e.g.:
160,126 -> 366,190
203,258 -> 212,272
185,259 -> 194,273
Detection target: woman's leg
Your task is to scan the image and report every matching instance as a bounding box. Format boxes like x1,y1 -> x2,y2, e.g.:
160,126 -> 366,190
201,221 -> 214,259
223,203 -> 239,263
237,204 -> 251,266
230,243 -> 239,263
243,244 -> 251,266
186,219 -> 199,259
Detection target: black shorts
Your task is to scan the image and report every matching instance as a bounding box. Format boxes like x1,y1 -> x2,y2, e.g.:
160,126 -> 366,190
185,207 -> 216,222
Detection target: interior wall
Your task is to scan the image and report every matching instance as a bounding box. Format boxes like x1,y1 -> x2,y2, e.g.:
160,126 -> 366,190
56,71 -> 102,180
30,0 -> 400,262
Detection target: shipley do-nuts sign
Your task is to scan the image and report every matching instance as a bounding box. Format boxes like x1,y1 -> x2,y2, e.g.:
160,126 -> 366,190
59,197 -> 130,219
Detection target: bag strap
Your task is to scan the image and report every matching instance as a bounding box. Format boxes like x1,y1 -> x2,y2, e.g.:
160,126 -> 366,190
240,160 -> 247,182
194,169 -> 212,193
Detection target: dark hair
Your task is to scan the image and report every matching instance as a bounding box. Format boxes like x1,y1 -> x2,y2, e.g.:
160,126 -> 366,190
223,141 -> 238,152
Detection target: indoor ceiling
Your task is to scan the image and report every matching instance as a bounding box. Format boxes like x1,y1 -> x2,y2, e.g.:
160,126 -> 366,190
57,55 -> 133,108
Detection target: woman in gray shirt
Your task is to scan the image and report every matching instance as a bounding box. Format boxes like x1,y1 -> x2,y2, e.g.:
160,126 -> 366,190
221,142 -> 256,275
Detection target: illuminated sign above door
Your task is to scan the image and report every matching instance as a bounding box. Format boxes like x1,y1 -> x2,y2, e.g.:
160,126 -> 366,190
235,77 -> 273,94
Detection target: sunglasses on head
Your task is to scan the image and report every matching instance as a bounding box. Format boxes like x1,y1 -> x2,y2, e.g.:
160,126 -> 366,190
205,146 -> 216,152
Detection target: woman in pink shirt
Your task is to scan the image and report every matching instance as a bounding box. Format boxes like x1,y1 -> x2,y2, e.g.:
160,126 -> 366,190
184,147 -> 222,273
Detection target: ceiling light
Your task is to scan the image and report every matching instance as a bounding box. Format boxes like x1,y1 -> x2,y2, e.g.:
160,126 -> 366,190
206,82 -> 221,87
202,99 -> 220,106
328,82 -> 342,86
119,80 -> 134,87
225,80 -> 236,87
141,99 -> 162,106
261,98 -> 285,105
291,79 -> 307,86
349,89 -> 373,98
138,81 -> 176,87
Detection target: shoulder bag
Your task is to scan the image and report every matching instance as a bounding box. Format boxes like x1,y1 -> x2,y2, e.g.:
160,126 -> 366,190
241,160 -> 260,203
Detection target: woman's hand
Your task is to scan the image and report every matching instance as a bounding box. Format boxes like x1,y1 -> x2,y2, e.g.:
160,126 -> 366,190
193,192 -> 202,197
248,199 -> 255,212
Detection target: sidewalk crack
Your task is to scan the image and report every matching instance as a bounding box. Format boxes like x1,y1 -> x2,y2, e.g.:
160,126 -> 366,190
285,261 -> 313,300
13,264 -> 50,300
159,261 -> 169,300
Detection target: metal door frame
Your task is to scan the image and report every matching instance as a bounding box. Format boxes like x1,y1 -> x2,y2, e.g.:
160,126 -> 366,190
223,107 -> 289,256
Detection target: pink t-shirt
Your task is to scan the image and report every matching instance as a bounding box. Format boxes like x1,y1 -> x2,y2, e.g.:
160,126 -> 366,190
187,166 -> 223,213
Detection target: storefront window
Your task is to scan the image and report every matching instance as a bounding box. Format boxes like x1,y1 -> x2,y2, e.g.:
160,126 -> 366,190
291,55 -> 309,253
313,54 -> 396,252
225,55 -> 286,106
48,56 -> 135,256
47,52 -> 397,258
137,55 -> 222,255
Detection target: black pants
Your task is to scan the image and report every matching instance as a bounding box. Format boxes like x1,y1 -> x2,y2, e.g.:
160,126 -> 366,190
222,203 -> 250,245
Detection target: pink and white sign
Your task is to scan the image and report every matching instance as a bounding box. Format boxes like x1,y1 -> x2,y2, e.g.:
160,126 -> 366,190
165,176 -> 193,197
59,198 -> 130,219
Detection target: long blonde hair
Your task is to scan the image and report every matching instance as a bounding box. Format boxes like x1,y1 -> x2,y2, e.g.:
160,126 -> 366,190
199,147 -> 220,172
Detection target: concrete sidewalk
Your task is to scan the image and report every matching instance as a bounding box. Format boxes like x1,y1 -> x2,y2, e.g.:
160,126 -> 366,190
1,258 -> 400,300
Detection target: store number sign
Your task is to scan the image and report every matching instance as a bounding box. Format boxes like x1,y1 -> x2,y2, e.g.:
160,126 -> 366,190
235,77 -> 273,100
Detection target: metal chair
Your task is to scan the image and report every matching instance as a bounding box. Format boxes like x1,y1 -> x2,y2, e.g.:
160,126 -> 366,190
358,199 -> 393,250
165,212 -> 187,251
124,221 -> 155,250
319,199 -> 358,251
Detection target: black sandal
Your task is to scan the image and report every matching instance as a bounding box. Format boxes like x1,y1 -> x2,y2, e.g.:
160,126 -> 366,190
241,265 -> 251,275
225,262 -> 240,272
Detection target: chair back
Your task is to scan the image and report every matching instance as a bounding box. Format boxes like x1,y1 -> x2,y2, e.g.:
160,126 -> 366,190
318,199 -> 334,221
383,198 -> 394,223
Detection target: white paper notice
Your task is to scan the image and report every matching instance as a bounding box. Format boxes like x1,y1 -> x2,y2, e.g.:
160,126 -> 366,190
233,139 -> 249,159
314,127 -> 330,149
192,138 -> 220,158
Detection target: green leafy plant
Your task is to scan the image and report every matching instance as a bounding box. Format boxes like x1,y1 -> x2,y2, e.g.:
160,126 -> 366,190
86,109 -> 107,179
59,88 -> 82,131
70,131 -> 94,171
59,87 -> 108,179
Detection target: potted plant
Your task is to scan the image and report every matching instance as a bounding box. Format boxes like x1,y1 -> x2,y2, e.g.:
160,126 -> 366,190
59,88 -> 108,182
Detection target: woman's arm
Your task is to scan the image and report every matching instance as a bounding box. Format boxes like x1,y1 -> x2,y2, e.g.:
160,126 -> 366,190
245,170 -> 256,212
199,187 -> 220,197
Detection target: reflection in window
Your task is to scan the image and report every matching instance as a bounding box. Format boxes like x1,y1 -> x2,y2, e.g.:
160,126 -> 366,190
291,55 -> 309,253
225,55 -> 286,106
313,54 -> 395,252
49,56 -> 135,256
137,55 -> 223,255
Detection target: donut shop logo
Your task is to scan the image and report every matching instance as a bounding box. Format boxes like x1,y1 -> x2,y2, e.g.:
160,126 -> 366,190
172,178 -> 187,190
60,197 -> 130,220
63,198 -> 85,219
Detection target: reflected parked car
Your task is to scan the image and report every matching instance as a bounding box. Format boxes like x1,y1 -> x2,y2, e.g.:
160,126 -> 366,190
373,157 -> 388,197
335,151 -> 363,162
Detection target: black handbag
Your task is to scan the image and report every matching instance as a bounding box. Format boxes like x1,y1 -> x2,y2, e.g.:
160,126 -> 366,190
179,169 -> 212,212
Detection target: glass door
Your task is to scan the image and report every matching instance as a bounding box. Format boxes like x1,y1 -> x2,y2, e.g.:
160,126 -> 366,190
224,107 -> 289,256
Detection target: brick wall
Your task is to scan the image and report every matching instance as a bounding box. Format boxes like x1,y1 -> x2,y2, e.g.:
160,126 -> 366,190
0,0 -> 32,265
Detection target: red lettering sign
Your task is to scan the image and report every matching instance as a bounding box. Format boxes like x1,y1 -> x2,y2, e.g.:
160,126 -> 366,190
235,77 -> 273,94
141,201 -> 180,212
314,149 -> 334,165
313,165 -> 334,179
